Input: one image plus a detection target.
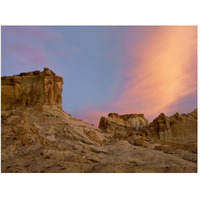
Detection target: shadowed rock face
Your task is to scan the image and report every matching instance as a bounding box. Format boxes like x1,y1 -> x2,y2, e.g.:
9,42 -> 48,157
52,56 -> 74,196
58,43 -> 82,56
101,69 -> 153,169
142,109 -> 197,144
1,68 -> 63,110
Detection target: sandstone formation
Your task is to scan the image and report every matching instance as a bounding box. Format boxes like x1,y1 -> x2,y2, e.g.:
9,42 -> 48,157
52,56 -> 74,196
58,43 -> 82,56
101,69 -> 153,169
101,113 -> 149,130
1,69 -> 197,173
1,68 -> 63,110
99,113 -> 149,139
142,109 -> 197,153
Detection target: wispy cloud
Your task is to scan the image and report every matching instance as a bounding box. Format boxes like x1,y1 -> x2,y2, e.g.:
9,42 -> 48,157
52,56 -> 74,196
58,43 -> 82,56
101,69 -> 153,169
113,26 -> 197,118
77,26 -> 197,125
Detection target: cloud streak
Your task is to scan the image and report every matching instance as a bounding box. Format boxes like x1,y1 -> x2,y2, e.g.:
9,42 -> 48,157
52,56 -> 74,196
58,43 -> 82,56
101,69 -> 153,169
113,26 -> 197,118
78,26 -> 197,126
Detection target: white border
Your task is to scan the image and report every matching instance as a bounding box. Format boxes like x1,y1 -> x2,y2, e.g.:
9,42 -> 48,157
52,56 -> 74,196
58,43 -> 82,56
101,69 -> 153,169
0,1 -> 199,200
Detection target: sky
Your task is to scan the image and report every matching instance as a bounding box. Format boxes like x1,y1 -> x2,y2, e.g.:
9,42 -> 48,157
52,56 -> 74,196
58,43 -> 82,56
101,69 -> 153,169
1,26 -> 197,126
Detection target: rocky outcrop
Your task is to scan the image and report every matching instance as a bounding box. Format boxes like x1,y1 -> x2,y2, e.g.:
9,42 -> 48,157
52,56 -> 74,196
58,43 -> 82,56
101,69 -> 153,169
1,68 -> 63,110
1,106 -> 197,173
142,109 -> 197,151
99,113 -> 149,139
99,113 -> 149,130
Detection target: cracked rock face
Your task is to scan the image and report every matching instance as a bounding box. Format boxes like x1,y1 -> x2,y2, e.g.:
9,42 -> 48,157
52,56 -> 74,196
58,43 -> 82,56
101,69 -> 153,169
142,109 -> 197,145
1,68 -> 63,110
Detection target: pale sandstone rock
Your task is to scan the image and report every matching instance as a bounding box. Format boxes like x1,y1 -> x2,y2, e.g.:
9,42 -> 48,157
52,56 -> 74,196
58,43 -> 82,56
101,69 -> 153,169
98,113 -> 149,139
107,113 -> 149,130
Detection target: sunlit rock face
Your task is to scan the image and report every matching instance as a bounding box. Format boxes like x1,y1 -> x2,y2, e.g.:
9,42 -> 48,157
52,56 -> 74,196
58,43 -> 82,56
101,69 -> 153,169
1,68 -> 63,110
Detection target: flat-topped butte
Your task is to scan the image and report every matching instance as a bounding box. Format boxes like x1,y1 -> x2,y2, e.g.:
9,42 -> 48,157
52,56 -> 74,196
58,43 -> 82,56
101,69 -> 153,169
1,68 -> 63,110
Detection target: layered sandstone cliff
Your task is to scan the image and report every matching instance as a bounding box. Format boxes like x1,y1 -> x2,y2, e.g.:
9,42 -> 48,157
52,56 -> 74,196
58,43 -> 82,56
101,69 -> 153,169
1,68 -> 63,110
142,109 -> 197,148
99,110 -> 197,154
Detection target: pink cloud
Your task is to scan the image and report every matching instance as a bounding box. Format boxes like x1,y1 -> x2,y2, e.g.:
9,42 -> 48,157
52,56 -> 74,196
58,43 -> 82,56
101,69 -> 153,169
114,26 -> 197,118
